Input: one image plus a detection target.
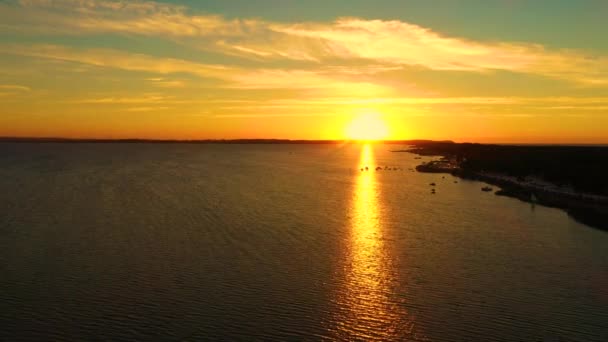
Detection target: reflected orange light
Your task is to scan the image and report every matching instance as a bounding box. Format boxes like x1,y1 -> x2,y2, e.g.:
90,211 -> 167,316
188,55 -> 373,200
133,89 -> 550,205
332,144 -> 426,340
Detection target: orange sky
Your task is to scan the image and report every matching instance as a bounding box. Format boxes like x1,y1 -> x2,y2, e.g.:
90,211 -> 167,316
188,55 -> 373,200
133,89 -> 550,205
1,0 -> 608,143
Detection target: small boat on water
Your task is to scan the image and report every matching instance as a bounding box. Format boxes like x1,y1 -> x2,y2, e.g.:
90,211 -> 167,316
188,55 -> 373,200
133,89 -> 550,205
481,186 -> 493,192
430,182 -> 436,186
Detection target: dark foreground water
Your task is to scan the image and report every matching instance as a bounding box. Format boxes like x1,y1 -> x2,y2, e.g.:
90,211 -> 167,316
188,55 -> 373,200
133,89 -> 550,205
0,143 -> 606,341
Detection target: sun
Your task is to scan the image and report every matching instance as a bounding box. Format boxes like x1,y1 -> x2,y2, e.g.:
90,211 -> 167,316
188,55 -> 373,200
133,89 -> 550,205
345,112 -> 390,141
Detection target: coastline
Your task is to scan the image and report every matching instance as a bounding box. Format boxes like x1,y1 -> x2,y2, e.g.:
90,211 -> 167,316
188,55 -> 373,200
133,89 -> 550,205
407,146 -> 608,231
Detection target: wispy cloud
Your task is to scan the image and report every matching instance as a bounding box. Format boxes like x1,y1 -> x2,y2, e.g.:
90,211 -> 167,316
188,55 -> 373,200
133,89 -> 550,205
207,96 -> 608,108
145,78 -> 186,88
0,43 -> 395,92
0,44 -> 232,78
0,84 -> 30,91
3,0 -> 257,37
58,94 -> 608,110
212,112 -> 338,118
538,106 -> 608,111
3,0 -> 608,85
126,106 -> 169,112
248,19 -> 608,85
74,94 -> 172,104
0,84 -> 31,96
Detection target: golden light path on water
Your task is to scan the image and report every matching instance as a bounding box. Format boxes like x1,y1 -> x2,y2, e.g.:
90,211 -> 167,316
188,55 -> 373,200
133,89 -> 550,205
332,144 -> 428,341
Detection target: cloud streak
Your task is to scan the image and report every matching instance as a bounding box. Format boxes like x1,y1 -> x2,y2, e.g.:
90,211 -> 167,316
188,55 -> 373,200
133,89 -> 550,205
0,43 -> 396,93
0,44 -> 232,78
0,84 -> 31,97
0,84 -> 30,91
3,0 -> 608,85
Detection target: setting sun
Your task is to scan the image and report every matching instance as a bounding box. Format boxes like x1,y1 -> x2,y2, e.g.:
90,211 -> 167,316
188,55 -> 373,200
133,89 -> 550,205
345,112 -> 390,141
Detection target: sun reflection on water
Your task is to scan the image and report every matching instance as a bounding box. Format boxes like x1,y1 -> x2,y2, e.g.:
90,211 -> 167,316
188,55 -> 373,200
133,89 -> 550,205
331,144 -> 427,341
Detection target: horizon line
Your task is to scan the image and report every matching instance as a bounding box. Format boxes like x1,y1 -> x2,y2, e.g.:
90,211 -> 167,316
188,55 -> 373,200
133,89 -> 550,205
1,137 -> 608,147
0,136 -> 444,144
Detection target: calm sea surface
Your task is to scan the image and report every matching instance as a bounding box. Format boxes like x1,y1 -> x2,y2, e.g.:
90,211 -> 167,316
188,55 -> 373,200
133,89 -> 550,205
0,143 -> 606,341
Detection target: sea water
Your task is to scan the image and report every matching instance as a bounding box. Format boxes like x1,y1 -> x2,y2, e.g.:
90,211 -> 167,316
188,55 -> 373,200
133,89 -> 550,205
0,143 -> 606,341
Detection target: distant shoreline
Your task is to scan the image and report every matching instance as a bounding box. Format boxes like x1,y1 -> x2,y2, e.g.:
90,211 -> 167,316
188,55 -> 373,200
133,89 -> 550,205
406,142 -> 608,231
2,137 -> 606,146
0,137 -> 449,145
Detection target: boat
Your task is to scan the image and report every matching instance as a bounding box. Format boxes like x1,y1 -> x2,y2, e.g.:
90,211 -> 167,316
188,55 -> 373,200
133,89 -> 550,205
481,186 -> 493,192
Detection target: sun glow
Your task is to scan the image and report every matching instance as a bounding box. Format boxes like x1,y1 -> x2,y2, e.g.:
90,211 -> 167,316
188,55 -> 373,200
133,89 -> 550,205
345,112 -> 390,141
